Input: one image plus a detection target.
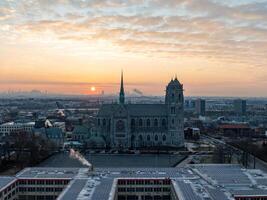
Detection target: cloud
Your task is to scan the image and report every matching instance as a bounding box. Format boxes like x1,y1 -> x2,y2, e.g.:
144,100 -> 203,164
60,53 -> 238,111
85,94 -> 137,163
1,0 -> 267,68
0,7 -> 15,20
0,79 -> 162,87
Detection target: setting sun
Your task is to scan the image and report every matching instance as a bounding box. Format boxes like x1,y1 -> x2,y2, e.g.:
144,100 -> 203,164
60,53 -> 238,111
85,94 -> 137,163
90,86 -> 96,92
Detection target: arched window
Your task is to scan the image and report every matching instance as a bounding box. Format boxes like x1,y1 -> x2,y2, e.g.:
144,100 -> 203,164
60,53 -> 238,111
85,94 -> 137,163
171,107 -> 176,114
116,120 -> 125,132
154,119 -> 158,127
139,119 -> 143,127
163,135 -> 166,141
155,135 -> 158,141
103,119 -> 106,126
162,119 -> 166,127
131,119 -> 135,127
97,119 -> 100,126
131,135 -> 135,142
146,119 -> 150,127
139,135 -> 143,141
179,94 -> 182,101
147,135 -> 150,141
172,119 -> 175,124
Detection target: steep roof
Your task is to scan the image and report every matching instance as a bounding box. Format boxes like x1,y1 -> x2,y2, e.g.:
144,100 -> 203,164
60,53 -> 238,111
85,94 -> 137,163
97,104 -> 117,116
73,125 -> 90,135
46,127 -> 64,138
127,104 -> 167,116
97,104 -> 167,117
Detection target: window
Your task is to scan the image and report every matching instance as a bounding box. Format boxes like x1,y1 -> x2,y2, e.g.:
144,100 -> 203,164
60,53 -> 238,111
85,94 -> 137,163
146,119 -> 150,127
163,135 -> 166,141
131,119 -> 135,127
155,135 -> 158,141
136,188 -> 144,192
102,119 -> 106,126
171,107 -> 176,114
145,188 -> 153,192
154,119 -> 158,127
139,119 -> 143,127
162,119 -> 166,127
116,120 -> 125,132
139,135 -> 143,141
147,135 -> 150,141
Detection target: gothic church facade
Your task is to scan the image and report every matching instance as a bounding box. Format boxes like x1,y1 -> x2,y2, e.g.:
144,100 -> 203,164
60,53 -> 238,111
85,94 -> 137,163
96,72 -> 184,149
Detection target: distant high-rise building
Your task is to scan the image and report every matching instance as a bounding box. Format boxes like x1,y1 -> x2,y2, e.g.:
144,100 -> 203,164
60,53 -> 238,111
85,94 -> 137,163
195,98 -> 206,116
234,99 -> 246,115
184,99 -> 190,109
190,100 -> 196,108
184,99 -> 195,110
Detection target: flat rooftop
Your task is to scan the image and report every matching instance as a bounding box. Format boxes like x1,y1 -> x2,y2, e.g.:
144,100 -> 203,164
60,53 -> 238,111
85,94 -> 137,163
1,164 -> 267,199
0,177 -> 16,191
0,121 -> 35,126
16,167 -> 82,179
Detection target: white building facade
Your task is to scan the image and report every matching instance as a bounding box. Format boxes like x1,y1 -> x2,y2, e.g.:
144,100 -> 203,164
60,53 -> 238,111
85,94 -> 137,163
0,122 -> 35,137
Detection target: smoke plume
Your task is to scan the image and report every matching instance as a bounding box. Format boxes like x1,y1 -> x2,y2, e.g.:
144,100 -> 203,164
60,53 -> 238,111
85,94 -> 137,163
69,148 -> 92,169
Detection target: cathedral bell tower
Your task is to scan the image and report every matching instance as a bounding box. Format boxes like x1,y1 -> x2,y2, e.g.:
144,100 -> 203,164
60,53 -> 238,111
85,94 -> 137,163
165,76 -> 184,147
119,70 -> 125,104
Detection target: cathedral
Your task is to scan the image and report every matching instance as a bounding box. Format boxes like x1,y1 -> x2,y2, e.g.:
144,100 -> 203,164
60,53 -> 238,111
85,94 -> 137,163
96,72 -> 184,149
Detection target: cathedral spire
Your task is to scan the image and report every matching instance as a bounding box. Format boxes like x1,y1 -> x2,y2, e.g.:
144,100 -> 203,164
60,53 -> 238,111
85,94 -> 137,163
119,70 -> 125,104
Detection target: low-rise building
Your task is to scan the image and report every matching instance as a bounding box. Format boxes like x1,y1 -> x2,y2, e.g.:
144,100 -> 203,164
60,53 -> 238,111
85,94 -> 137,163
0,122 -> 35,137
218,123 -> 252,137
71,125 -> 90,143
184,127 -> 200,140
53,122 -> 66,132
1,164 -> 267,200
34,127 -> 65,149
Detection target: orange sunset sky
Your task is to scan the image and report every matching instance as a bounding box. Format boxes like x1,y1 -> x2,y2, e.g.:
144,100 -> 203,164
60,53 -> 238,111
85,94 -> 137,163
0,0 -> 267,96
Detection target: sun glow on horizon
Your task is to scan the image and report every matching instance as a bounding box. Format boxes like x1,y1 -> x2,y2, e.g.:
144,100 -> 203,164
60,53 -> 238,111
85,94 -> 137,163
0,0 -> 267,97
90,86 -> 96,92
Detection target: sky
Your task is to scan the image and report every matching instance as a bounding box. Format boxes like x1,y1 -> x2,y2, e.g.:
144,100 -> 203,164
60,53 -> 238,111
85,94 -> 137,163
0,0 -> 267,97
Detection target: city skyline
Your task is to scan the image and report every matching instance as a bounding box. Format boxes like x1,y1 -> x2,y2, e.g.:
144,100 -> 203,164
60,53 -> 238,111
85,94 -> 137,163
1,0 -> 267,97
